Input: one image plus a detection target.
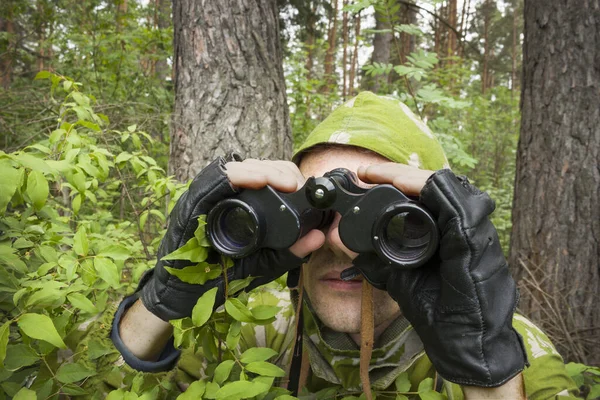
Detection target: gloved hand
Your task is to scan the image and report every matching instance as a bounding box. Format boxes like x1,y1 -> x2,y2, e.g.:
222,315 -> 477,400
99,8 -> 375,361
354,167 -> 528,387
139,155 -> 324,322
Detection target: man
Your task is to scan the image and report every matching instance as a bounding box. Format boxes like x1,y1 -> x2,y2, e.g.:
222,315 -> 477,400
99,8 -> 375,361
111,92 -> 579,399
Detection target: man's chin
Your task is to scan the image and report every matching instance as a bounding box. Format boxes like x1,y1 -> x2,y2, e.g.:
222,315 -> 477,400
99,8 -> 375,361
308,290 -> 363,333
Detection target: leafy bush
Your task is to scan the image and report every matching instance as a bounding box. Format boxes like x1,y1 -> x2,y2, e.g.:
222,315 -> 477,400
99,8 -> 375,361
0,72 -> 186,399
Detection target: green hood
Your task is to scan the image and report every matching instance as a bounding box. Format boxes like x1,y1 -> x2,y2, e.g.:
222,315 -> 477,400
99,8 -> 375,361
293,91 -> 449,170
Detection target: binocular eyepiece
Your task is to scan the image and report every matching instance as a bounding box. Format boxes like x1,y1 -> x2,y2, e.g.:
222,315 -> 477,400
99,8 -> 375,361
206,169 -> 439,269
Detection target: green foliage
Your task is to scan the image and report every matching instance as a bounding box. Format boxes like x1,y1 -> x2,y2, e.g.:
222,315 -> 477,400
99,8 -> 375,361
566,363 -> 600,400
0,72 -> 186,398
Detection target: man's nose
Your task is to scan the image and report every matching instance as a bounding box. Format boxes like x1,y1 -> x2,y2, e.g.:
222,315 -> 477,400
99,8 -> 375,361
323,212 -> 359,260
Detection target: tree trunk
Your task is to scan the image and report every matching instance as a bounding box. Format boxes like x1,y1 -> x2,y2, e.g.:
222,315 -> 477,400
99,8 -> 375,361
170,0 -> 292,181
348,12 -> 361,97
154,0 -> 170,83
0,16 -> 14,89
360,10 -> 390,93
322,0 -> 339,92
342,0 -> 349,99
447,0 -> 457,59
482,0 -> 491,94
510,0 -> 600,365
511,3 -> 518,95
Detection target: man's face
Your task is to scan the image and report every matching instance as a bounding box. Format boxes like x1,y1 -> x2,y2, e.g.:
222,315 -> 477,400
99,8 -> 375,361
298,146 -> 401,334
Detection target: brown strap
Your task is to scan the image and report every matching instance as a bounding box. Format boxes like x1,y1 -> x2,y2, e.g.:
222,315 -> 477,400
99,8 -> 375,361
360,280 -> 374,400
298,346 -> 311,392
285,267 -> 305,392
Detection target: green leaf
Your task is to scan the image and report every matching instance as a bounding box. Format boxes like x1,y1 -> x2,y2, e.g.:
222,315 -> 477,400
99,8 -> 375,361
97,244 -> 131,261
395,372 -> 411,392
26,170 -> 49,210
13,238 -> 34,249
227,276 -> 256,295
61,384 -> 89,396
418,378 -> 434,393
396,396 -> 409,400
419,391 -> 445,400
226,320 -> 242,350
215,381 -> 270,400
4,344 -> 39,370
0,321 -> 10,366
68,293 -> 99,314
17,313 -> 66,349
34,71 -> 52,80
14,153 -> 54,173
73,226 -> 89,256
204,381 -> 220,399
240,348 -> 278,364
214,360 -> 235,385
71,92 -> 90,106
177,381 -> 206,399
161,238 -> 208,262
164,263 -> 221,284
244,361 -> 285,377
250,305 -> 280,320
94,257 -> 120,288
56,362 -> 96,383
588,384 -> 600,399
13,388 -> 36,400
225,299 -> 254,323
191,287 -> 218,327
0,160 -> 22,214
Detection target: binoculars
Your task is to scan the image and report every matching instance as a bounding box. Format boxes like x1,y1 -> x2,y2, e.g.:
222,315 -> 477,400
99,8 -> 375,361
206,168 -> 439,269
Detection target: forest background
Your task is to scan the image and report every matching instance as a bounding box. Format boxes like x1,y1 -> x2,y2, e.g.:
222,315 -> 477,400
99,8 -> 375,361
0,0 -> 598,399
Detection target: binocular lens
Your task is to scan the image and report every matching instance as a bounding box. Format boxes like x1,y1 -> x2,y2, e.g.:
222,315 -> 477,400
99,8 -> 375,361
219,206 -> 257,248
207,200 -> 262,257
376,206 -> 436,267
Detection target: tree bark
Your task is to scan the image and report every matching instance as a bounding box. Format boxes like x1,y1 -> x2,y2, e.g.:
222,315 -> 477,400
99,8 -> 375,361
322,0 -> 339,92
154,0 -> 170,83
170,0 -> 292,181
342,0 -> 348,99
348,12 -> 361,97
447,0 -> 457,59
482,0 -> 491,93
360,10 -> 390,93
0,15 -> 14,89
510,0 -> 600,365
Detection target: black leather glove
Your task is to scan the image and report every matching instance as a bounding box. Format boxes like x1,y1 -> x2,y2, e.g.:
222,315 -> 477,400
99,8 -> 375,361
139,155 -> 307,321
355,169 -> 528,387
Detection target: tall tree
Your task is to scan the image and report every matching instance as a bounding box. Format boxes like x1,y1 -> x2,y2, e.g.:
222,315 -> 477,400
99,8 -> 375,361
169,0 -> 292,181
510,0 -> 600,365
360,9 -> 391,93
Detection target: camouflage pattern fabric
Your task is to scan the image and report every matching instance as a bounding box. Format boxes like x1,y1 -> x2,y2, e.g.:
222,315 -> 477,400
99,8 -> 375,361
292,91 -> 449,170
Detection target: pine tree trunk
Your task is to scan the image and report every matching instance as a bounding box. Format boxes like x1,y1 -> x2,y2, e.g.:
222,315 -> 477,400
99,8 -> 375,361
510,0 -> 600,365
170,0 -> 292,181
360,10 -> 391,93
342,0 -> 349,99
154,0 -> 170,83
447,0 -> 457,59
348,13 -> 361,97
0,16 -> 14,89
482,0 -> 491,94
322,0 -> 339,92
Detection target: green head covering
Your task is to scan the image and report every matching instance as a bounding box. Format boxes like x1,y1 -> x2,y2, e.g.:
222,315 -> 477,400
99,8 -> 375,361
292,91 -> 449,170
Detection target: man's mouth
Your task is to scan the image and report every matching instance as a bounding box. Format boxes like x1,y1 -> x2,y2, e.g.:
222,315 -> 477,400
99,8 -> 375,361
320,270 -> 363,291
